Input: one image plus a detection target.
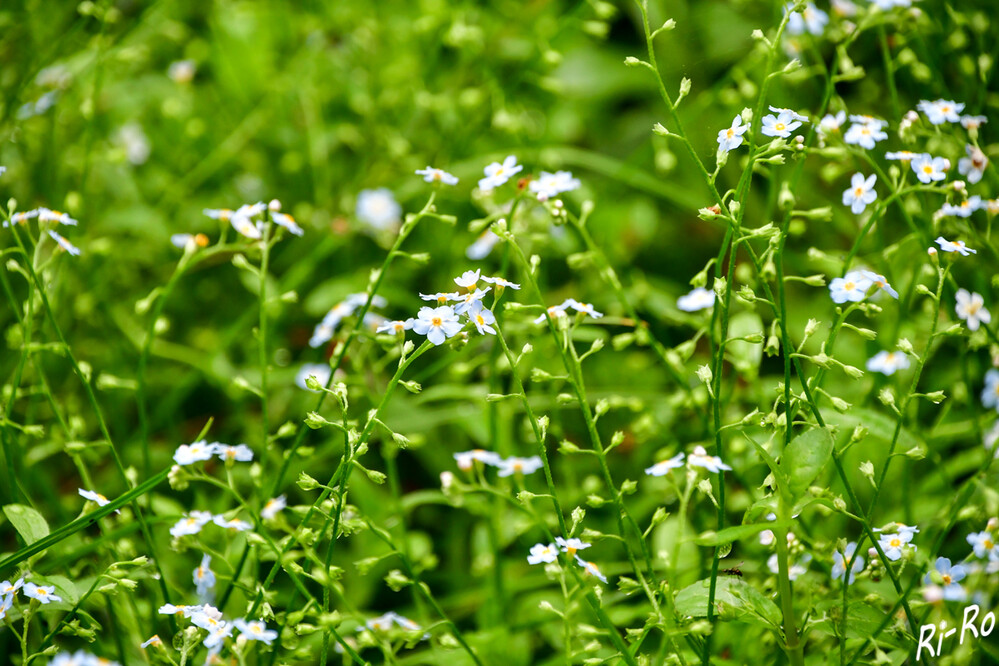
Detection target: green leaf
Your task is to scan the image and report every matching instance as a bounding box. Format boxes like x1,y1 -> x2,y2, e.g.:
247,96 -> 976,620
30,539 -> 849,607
780,427 -> 833,498
674,577 -> 782,629
744,435 -> 789,495
695,522 -> 788,547
3,504 -> 50,545
725,311 -> 764,378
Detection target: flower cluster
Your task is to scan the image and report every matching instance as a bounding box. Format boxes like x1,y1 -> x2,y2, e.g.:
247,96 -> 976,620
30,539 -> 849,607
526,538 -> 608,583
828,270 -> 898,304
159,602 -> 277,652
532,298 -> 603,324
310,293 -> 389,348
170,510 -> 252,537
3,206 -> 83,256
644,445 -> 731,476
452,448 -> 543,477
48,651 -> 120,666
173,440 -> 253,466
0,577 -> 62,612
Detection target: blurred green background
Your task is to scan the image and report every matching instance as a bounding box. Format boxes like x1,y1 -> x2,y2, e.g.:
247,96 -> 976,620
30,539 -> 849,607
2,0 -> 999,662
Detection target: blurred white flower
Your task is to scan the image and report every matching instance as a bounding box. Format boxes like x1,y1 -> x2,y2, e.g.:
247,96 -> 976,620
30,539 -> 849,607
478,155 -> 523,191
917,99 -> 964,125
786,2 -> 828,36
168,59 -> 197,84
645,452 -> 685,476
47,230 -> 81,256
466,229 -> 502,259
527,543 -> 559,565
935,236 -> 976,256
687,445 -> 731,473
194,553 -> 215,601
529,170 -> 580,200
496,455 -> 543,477
261,495 -> 287,520
415,166 -> 458,185
677,287 -> 715,312
955,289 -> 991,331
958,144 -> 988,184
866,350 -> 910,376
356,188 -> 401,230
174,440 -> 214,465
234,618 -> 278,645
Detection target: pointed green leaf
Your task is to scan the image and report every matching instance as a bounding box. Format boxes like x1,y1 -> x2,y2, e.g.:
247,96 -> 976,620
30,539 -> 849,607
780,427 -> 833,498
3,504 -> 50,545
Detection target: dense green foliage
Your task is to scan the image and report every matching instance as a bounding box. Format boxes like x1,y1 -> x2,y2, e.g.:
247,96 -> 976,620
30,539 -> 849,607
1,0 -> 999,664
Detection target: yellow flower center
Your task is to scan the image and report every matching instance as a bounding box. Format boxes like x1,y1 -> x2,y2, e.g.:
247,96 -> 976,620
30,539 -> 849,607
854,187 -> 864,196
923,166 -> 933,174
775,122 -> 786,131
476,315 -> 485,325
844,281 -> 855,290
890,538 -> 901,548
942,574 -> 952,585
726,129 -> 735,138
431,317 -> 442,327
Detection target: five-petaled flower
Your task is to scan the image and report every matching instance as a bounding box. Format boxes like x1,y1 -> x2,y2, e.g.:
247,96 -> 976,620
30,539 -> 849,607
453,449 -> 502,471
479,155 -> 523,191
529,170 -> 581,200
194,553 -> 216,601
645,453 -> 686,476
174,440 -> 215,466
556,537 -> 592,557
967,530 -> 998,560
575,555 -> 608,583
687,445 -> 731,473
866,350 -> 910,376
935,236 -> 977,256
261,495 -> 287,520
923,557 -> 967,601
982,369 -> 999,412
911,154 -> 949,184
958,144 -> 988,184
831,542 -> 864,584
527,543 -> 559,565
234,618 -> 279,644
677,287 -> 715,312
877,530 -> 915,561
716,115 -> 750,152
48,230 -> 81,256
497,455 -> 544,477
170,510 -> 214,537
23,582 -> 61,604
842,172 -> 877,214
761,110 -> 802,138
415,166 -> 459,185
955,289 -> 991,331
413,305 -> 463,345
917,99 -> 964,125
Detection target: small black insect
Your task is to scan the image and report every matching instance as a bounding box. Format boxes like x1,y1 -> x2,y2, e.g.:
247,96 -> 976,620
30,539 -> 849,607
720,562 -> 744,577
